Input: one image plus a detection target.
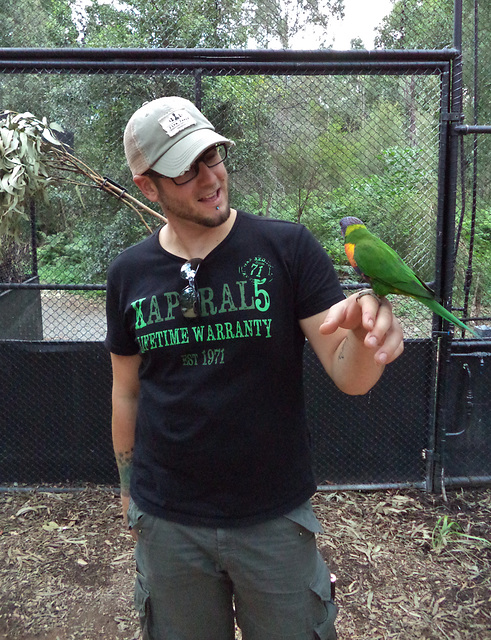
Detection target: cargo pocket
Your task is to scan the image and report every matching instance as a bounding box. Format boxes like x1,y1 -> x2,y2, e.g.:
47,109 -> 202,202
310,554 -> 338,640
134,570 -> 151,635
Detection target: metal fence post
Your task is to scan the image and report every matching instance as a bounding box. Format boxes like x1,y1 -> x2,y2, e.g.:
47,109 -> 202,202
29,200 -> 38,279
430,0 -> 465,493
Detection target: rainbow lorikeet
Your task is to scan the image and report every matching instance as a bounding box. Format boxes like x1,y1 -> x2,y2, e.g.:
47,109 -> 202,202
340,216 -> 479,338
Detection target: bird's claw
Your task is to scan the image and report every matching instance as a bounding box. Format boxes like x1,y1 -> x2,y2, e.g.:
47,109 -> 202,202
356,289 -> 382,304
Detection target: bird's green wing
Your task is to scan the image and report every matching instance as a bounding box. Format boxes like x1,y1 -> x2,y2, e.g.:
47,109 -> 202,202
351,230 -> 434,300
345,224 -> 480,338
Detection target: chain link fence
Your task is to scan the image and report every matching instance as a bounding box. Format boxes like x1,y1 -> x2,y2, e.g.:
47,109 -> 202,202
0,66 -> 445,341
0,0 -> 490,487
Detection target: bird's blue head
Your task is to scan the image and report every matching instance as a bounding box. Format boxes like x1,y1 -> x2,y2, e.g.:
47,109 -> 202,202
339,216 -> 364,238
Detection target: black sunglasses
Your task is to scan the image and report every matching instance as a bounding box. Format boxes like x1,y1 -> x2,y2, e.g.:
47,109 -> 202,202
146,144 -> 228,186
179,258 -> 202,318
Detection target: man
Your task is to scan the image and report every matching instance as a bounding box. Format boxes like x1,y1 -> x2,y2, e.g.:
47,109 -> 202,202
105,96 -> 404,640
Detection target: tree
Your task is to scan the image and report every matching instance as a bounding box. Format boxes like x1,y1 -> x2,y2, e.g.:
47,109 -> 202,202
0,0 -> 78,47
375,0 -> 491,312
80,0 -> 345,49
249,0 -> 344,48
81,0 -> 251,48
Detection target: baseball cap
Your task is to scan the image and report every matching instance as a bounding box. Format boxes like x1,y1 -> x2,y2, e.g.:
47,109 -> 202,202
124,96 -> 234,178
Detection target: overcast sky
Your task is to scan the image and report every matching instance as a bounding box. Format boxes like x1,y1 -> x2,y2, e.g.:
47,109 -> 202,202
331,0 -> 394,48
291,0 -> 394,49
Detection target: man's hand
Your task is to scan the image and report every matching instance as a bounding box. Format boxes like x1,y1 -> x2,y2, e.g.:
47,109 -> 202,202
300,291 -> 404,395
121,493 -> 138,541
319,291 -> 404,366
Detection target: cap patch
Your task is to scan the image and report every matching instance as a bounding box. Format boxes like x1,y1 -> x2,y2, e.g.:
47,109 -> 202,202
158,108 -> 197,138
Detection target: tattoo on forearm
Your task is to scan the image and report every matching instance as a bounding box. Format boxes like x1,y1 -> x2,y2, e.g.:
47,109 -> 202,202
116,449 -> 133,497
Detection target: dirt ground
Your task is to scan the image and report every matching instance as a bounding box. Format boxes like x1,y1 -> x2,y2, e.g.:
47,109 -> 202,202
1,485 -> 490,640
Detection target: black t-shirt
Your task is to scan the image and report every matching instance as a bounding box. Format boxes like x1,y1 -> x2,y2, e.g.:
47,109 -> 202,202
105,210 -> 344,526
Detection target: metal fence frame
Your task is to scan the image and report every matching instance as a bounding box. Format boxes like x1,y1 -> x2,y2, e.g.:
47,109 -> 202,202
0,42 -> 490,492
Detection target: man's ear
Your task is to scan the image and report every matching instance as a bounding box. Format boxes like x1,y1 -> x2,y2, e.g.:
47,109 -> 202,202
133,174 -> 160,203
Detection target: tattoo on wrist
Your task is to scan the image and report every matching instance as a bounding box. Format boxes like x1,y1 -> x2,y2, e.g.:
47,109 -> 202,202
116,449 -> 133,495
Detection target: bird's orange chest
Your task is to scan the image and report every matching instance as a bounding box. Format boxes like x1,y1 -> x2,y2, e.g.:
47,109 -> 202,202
344,242 -> 357,267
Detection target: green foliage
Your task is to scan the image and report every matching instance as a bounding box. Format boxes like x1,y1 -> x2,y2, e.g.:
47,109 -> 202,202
81,0 -> 252,48
0,111 -> 64,239
431,515 -> 490,550
38,212 -> 149,284
0,0 -> 78,47
375,0 -> 454,49
455,206 -> 491,309
37,229 -> 90,284
80,0 -> 344,49
79,213 -> 150,283
320,146 -> 437,278
0,107 -> 158,259
373,0 -> 491,312
1,0 -> 489,311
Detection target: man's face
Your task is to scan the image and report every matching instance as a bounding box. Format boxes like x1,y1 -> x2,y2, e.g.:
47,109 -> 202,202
152,155 -> 231,229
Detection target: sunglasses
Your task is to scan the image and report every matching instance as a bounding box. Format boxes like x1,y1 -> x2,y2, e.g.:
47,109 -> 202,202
145,144 -> 228,186
179,258 -> 202,318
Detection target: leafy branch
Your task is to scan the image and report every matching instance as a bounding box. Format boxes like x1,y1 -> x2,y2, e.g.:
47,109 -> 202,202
0,110 -> 166,240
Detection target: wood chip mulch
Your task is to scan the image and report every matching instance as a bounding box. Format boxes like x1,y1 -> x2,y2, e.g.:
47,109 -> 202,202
1,485 -> 490,639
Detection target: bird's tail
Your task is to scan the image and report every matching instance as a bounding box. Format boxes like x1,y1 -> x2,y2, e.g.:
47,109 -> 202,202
423,298 -> 480,338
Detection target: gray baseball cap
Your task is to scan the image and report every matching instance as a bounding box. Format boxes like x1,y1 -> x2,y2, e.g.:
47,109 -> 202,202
124,96 -> 234,178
